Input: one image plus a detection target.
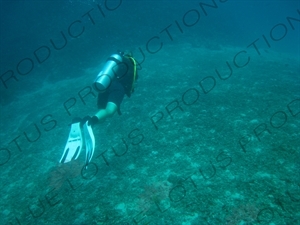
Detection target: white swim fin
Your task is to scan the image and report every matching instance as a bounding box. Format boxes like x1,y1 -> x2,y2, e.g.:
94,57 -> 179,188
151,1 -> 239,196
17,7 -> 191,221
83,121 -> 95,168
59,121 -> 83,163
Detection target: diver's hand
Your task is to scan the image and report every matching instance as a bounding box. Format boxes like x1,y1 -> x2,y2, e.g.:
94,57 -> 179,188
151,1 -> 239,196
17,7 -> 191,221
81,115 -> 99,126
88,116 -> 99,126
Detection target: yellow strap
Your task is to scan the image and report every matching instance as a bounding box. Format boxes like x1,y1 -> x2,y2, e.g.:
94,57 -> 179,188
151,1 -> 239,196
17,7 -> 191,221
127,56 -> 137,93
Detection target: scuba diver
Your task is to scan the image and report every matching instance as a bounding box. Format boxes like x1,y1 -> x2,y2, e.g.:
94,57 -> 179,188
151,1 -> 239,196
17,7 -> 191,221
59,51 -> 138,168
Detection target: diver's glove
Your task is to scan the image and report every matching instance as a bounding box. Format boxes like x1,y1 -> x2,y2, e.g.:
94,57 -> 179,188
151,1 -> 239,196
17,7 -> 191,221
88,116 -> 99,126
81,116 -> 99,127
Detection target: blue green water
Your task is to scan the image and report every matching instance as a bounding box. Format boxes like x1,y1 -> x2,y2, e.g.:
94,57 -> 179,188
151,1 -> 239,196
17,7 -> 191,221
0,1 -> 299,224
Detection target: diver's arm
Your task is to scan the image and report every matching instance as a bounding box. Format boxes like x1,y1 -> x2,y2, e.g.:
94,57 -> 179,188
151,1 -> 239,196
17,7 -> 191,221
94,102 -> 118,123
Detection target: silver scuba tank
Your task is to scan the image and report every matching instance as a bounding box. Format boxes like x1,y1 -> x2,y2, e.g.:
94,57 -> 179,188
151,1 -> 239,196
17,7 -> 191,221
93,53 -> 123,92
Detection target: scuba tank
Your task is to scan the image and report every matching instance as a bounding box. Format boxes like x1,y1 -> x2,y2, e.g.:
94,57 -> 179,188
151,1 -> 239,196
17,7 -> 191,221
93,53 -> 123,92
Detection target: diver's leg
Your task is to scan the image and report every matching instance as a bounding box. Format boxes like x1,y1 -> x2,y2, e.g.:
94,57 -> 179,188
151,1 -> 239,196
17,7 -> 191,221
95,102 -> 117,123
